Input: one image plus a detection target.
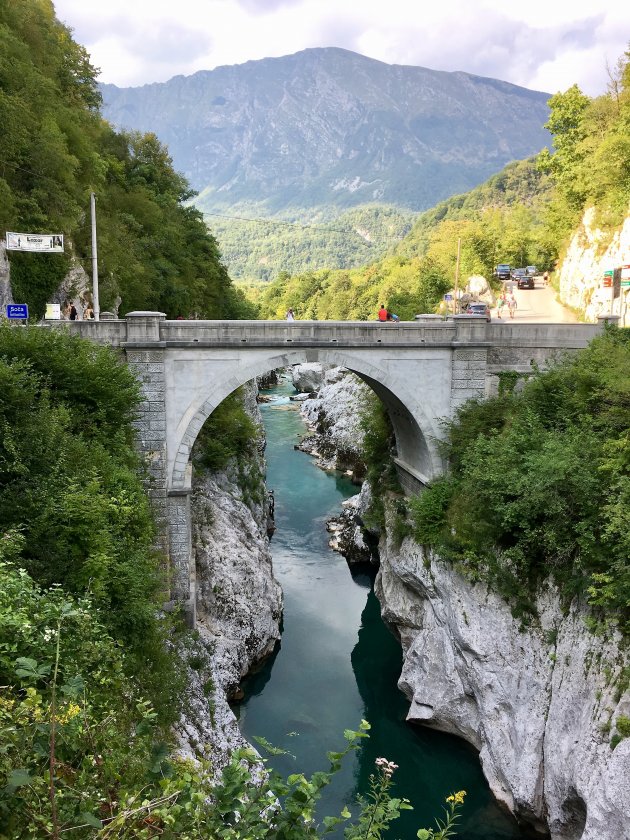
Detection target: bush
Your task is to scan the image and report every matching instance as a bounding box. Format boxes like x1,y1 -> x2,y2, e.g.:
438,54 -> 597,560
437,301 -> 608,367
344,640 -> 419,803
0,326 -> 182,723
193,388 -> 259,473
616,715 -> 630,738
0,562 -> 160,837
410,328 -> 630,634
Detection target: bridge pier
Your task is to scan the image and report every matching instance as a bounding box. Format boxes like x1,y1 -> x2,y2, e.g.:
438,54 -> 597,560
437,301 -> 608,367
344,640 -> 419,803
125,316 -> 196,623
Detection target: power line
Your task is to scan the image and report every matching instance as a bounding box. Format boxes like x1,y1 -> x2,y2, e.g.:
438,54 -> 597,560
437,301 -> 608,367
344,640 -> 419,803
204,211 -> 406,243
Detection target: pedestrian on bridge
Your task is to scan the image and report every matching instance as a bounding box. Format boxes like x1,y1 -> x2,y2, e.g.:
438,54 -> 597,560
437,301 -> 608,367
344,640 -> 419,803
286,308 -> 295,321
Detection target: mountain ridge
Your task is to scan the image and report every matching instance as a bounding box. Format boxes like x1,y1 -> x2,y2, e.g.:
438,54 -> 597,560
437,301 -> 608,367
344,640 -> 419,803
100,47 -> 552,219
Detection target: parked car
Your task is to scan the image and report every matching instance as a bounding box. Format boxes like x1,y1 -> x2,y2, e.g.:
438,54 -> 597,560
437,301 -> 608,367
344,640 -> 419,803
493,264 -> 511,282
465,301 -> 491,321
526,265 -> 537,277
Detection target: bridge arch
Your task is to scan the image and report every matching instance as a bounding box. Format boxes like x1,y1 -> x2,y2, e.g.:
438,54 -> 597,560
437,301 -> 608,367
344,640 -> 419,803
168,348 -> 444,494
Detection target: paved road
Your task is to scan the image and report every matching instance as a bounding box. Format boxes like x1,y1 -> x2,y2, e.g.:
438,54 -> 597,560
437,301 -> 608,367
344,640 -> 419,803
494,278 -> 578,323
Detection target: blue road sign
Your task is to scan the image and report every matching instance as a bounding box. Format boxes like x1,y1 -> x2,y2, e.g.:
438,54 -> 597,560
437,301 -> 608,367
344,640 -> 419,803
443,294 -> 453,301
6,304 -> 28,319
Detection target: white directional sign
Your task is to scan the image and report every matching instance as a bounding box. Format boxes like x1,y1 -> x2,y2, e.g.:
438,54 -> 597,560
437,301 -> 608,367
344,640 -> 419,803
5,232 -> 64,253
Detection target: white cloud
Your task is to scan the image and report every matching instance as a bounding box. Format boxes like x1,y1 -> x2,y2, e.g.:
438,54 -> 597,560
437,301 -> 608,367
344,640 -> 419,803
54,0 -> 629,95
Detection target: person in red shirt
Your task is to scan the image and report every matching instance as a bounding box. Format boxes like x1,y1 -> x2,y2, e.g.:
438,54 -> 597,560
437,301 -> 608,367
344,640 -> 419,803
378,304 -> 388,321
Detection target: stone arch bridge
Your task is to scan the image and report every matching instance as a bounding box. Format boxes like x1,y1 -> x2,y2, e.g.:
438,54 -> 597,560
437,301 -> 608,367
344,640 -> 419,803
57,312 -> 603,621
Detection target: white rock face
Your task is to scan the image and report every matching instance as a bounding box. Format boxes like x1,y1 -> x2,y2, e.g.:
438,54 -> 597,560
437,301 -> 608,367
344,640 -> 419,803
376,531 -> 630,840
291,362 -> 326,393
558,207 -> 630,323
297,364 -> 370,471
50,262 -> 93,318
175,382 -> 282,770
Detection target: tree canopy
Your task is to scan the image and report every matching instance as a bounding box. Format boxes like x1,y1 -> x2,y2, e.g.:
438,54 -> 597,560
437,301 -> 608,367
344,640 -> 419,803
0,0 -> 252,319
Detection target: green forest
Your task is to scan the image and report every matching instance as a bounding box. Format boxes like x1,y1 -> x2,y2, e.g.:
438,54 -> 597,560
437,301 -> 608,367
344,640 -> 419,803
0,0 -> 254,320
254,50 -> 630,321
209,204 -> 414,284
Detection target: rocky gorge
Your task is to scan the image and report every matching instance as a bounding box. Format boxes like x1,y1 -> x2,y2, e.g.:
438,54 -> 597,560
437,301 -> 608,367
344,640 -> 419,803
175,381 -> 282,770
288,361 -> 630,840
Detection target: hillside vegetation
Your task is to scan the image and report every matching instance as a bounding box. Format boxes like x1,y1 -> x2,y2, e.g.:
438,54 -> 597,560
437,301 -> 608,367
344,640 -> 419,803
255,50 -> 630,321
0,0 -> 252,319
409,327 -> 630,640
208,204 -> 413,283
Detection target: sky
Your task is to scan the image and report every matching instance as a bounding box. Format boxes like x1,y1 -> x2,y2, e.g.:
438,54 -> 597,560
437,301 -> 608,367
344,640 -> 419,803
54,0 -> 628,96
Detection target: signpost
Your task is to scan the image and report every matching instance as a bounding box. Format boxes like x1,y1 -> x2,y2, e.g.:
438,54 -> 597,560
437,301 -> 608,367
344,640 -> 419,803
6,304 -> 28,320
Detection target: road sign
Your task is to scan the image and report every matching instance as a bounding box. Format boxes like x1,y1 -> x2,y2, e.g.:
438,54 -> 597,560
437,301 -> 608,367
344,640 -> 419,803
603,276 -> 613,288
5,232 -> 64,253
443,294 -> 453,301
6,304 -> 28,319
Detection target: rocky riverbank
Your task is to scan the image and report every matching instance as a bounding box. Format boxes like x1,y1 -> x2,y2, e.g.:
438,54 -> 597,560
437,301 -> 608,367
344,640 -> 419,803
377,526 -> 630,840
175,381 -> 282,770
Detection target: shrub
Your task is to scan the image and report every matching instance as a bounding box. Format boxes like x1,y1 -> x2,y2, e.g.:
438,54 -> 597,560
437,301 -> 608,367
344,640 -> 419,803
616,714 -> 630,738
410,328 -> 630,635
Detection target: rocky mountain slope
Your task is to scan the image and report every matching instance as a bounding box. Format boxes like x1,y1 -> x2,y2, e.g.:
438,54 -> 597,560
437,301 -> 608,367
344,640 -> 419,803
101,47 -> 551,218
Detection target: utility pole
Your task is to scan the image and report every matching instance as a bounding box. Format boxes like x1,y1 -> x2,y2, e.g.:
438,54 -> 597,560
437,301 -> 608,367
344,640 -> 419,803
90,192 -> 100,321
454,237 -> 461,314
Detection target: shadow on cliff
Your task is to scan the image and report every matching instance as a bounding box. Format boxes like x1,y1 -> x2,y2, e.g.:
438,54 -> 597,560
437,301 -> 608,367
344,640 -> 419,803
349,586 -> 535,840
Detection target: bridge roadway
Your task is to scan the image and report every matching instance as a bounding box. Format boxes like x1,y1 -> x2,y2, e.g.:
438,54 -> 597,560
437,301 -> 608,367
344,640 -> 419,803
53,312 -> 603,621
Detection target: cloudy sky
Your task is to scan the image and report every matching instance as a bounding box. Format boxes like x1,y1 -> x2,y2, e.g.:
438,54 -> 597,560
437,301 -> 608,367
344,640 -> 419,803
54,0 -> 627,96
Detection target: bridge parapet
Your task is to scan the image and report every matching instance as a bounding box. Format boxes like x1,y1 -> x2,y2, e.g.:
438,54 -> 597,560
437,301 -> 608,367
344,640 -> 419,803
47,313 -> 601,351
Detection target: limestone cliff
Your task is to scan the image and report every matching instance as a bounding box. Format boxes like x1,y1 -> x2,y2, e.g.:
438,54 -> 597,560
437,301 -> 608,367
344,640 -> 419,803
376,529 -> 630,840
558,207 -> 630,324
174,382 -> 282,769
297,363 -> 369,477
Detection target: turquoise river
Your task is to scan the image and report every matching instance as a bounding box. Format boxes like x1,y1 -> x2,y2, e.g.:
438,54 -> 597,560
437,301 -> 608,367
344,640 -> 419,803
237,380 -> 531,839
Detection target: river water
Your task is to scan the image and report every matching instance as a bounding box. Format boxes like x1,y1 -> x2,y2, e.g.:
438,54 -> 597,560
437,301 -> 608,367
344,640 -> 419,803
237,380 -> 527,839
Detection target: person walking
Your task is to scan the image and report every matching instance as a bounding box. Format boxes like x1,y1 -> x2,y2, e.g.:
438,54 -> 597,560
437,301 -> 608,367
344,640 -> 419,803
286,308 -> 295,321
508,295 -> 517,319
496,293 -> 506,319
69,304 -> 78,321
543,271 -> 549,287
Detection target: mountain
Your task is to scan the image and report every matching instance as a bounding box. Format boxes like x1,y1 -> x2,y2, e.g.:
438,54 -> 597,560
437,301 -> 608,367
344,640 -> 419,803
101,47 -> 552,219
